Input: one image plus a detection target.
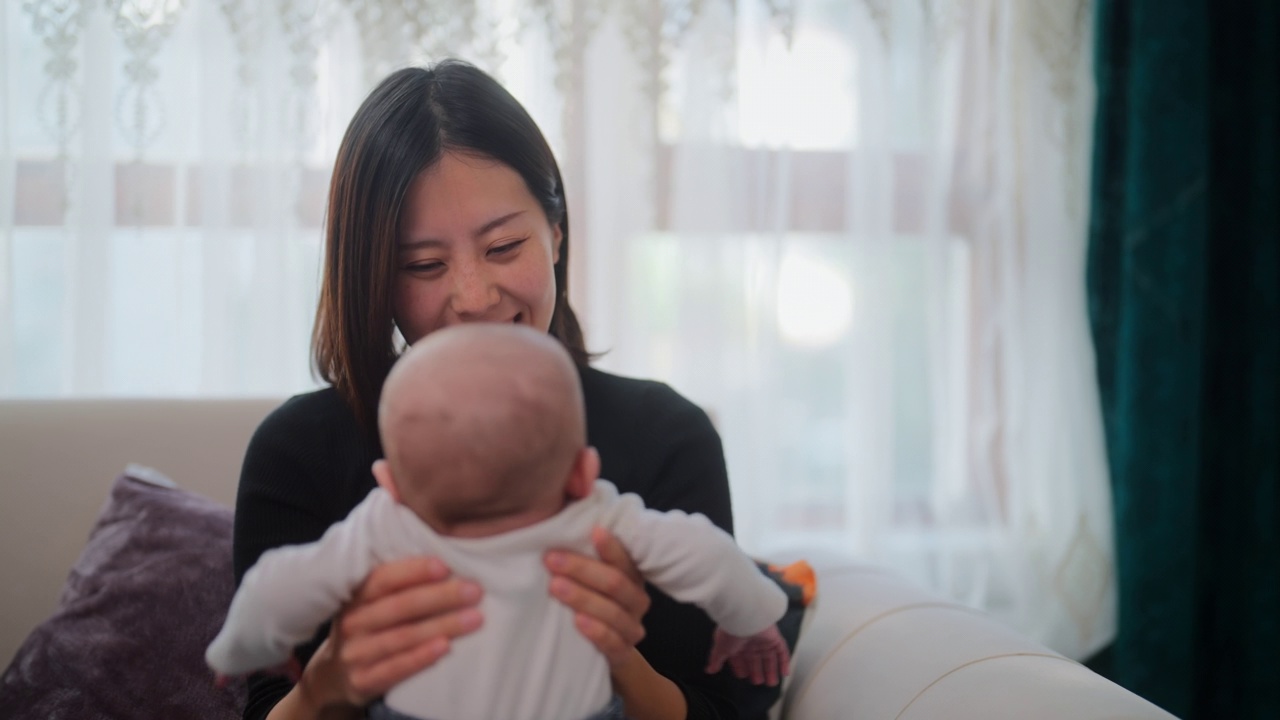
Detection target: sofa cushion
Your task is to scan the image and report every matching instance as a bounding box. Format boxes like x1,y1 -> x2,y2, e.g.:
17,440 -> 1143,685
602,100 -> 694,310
0,468 -> 245,719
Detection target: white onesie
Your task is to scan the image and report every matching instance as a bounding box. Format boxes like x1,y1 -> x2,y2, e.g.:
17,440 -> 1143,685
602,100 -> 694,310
207,479 -> 788,720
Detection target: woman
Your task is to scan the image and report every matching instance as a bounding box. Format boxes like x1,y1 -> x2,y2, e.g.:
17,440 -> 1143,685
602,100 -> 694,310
233,60 -> 769,720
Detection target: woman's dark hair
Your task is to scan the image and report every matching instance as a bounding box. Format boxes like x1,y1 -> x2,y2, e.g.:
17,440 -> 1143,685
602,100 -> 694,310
312,60 -> 589,431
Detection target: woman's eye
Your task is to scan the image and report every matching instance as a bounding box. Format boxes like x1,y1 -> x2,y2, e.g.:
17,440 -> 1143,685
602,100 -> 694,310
406,260 -> 444,274
489,238 -> 527,257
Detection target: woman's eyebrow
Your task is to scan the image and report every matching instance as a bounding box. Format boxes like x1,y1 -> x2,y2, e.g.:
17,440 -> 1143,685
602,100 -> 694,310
473,209 -> 526,238
399,237 -> 447,250
400,210 -> 528,248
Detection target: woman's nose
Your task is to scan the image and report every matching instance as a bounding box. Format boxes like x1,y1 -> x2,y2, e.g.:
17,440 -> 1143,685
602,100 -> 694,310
448,261 -> 501,319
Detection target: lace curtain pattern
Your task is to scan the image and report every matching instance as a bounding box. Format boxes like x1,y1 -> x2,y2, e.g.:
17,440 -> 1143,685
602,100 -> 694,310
1,0 -> 1114,659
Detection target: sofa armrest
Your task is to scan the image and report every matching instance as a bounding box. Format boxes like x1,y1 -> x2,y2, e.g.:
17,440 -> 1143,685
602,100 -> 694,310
779,557 -> 1174,720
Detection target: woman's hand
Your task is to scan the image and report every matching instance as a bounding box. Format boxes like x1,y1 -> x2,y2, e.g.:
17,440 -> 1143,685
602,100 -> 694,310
545,529 -> 688,719
277,556 -> 484,717
544,526 -> 650,668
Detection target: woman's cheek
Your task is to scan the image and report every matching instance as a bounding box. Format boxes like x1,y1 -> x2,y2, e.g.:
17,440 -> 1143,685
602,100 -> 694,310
540,277 -> 557,328
393,280 -> 438,345
528,265 -> 558,331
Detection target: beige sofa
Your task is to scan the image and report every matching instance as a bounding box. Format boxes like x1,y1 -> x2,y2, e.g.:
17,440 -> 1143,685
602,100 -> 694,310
0,399 -> 1176,719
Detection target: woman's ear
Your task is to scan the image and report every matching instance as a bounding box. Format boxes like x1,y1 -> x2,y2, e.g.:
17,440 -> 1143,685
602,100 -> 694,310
372,459 -> 402,503
565,446 -> 601,500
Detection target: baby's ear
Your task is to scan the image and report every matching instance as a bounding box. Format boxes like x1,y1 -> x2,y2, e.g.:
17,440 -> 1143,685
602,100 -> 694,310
372,459 -> 402,503
565,446 -> 601,500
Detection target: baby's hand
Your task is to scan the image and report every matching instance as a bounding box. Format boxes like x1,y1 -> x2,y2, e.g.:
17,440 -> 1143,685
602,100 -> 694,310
705,625 -> 791,687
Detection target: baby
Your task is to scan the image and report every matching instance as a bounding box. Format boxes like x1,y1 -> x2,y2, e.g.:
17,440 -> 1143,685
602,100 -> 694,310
206,324 -> 790,720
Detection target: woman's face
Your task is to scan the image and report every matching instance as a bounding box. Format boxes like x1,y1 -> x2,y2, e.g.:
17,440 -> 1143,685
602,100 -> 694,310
393,151 -> 562,346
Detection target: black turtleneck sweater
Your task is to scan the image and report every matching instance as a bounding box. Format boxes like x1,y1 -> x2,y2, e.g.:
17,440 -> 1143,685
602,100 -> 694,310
233,364 -> 766,720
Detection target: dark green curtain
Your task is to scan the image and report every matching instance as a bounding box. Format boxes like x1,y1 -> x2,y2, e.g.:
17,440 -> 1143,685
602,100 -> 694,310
1086,0 -> 1279,718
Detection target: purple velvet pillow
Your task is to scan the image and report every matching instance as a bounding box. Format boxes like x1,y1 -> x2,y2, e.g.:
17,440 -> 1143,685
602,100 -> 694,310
0,470 -> 246,719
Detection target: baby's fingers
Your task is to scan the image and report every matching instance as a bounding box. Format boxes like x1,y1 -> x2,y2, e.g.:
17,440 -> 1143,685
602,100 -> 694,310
705,647 -> 728,675
747,652 -> 765,685
762,653 -> 780,687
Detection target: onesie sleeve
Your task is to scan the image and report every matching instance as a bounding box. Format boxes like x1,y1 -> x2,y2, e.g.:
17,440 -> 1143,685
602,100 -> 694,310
209,492 -> 386,675
607,493 -> 788,636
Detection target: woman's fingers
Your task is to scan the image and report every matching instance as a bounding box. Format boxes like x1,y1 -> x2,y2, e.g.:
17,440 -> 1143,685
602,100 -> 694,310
342,571 -> 482,638
543,564 -> 647,632
549,574 -> 645,648
326,556 -> 484,703
572,612 -> 636,667
545,531 -> 652,668
351,556 -> 452,605
546,528 -> 650,620
346,635 -> 451,699
340,604 -> 483,667
590,526 -> 644,588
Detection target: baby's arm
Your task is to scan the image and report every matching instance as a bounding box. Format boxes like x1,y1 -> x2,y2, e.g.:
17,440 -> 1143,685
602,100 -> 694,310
607,494 -> 791,684
205,492 -> 385,677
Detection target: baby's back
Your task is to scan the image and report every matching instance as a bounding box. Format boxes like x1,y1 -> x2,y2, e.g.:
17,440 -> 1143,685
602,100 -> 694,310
377,495 -> 614,720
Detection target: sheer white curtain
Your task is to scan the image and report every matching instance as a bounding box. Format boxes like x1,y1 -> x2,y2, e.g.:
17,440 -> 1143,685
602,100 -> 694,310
1,0 -> 1114,659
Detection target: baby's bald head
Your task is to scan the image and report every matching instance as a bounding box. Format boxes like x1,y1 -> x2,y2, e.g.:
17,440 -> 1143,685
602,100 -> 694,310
377,324 -> 587,533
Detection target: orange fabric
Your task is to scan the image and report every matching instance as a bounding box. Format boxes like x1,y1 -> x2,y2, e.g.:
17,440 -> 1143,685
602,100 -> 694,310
768,560 -> 817,606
